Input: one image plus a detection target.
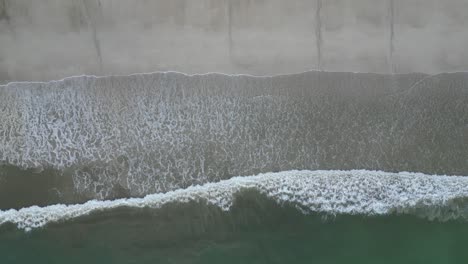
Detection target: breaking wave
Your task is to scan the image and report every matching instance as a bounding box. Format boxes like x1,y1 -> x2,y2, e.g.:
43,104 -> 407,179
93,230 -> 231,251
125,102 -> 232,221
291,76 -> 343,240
1,170 -> 468,231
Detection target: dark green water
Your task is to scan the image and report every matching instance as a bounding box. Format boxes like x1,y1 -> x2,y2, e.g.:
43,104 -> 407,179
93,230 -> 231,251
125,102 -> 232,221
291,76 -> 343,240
1,192 -> 467,264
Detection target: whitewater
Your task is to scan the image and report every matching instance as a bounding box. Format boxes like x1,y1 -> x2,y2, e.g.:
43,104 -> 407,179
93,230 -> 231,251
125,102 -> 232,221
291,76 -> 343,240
0,70 -> 467,232
1,170 -> 468,232
1,71 -> 467,208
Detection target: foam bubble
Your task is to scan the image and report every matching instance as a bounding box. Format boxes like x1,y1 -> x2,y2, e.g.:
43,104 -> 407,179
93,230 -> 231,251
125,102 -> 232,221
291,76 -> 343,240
1,71 -> 467,201
1,170 -> 467,231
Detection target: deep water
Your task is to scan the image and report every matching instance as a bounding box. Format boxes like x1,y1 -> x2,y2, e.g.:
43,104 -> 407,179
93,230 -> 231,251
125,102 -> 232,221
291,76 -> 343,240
1,192 -> 467,264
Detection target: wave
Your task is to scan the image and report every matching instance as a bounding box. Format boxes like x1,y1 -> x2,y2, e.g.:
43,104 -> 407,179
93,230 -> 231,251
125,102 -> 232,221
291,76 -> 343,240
1,71 -> 467,204
1,170 -> 468,232
3,189 -> 468,264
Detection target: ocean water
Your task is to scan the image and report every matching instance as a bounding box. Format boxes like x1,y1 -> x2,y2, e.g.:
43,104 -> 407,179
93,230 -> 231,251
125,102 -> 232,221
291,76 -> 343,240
2,195 -> 468,264
1,71 -> 467,263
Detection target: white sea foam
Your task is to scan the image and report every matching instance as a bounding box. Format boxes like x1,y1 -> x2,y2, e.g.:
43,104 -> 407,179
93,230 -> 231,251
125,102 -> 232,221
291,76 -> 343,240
2,71 -> 467,200
1,170 -> 467,231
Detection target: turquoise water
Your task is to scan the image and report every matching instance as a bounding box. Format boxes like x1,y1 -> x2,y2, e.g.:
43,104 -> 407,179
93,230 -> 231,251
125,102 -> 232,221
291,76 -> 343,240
1,192 -> 467,264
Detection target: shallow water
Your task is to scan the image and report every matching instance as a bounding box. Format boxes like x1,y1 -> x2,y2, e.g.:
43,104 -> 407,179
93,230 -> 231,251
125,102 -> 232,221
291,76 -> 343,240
1,71 -> 467,205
